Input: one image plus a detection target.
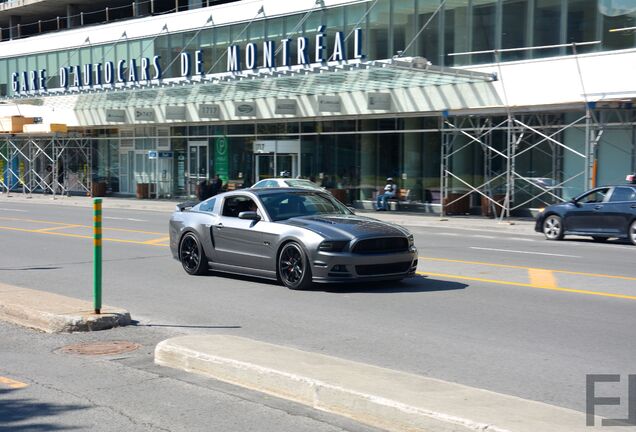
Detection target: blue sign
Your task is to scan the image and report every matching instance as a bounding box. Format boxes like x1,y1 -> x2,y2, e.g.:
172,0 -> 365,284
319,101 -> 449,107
159,151 -> 173,158
148,151 -> 158,159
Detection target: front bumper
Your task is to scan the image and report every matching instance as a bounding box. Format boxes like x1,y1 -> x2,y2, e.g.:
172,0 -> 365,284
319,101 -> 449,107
310,248 -> 418,283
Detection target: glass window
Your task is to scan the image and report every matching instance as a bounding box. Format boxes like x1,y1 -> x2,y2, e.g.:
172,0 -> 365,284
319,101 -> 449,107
393,0 -> 417,57
367,0 -> 390,59
578,188 -> 610,203
444,1 -> 469,66
502,0 -> 529,61
602,9 -> 636,51
533,0 -> 562,58
416,0 -> 441,65
609,187 -> 636,202
567,0 -> 598,54
472,1 -> 496,64
198,197 -> 217,213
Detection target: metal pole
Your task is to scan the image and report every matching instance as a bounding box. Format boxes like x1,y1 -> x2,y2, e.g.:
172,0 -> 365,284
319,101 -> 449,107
93,198 -> 102,314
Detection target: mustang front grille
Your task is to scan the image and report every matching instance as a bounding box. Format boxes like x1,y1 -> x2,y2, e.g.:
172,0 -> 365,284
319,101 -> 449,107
352,237 -> 408,254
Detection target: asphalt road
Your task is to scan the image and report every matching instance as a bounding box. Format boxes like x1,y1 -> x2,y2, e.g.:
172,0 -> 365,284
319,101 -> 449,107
1,199 -> 635,429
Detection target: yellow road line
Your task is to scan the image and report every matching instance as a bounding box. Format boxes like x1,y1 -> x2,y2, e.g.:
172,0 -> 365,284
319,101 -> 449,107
0,376 -> 28,389
0,216 -> 163,235
528,268 -> 558,289
143,236 -> 171,245
417,271 -> 636,301
419,256 -> 636,282
34,224 -> 83,233
0,226 -> 167,247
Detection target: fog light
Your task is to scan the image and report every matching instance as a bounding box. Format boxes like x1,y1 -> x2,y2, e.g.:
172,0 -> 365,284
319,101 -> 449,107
331,265 -> 348,273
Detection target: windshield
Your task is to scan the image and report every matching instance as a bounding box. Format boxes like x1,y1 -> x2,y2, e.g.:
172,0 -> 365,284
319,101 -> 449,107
260,191 -> 351,221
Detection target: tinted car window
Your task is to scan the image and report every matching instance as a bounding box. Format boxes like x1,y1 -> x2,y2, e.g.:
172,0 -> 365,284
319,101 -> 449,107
261,192 -> 350,221
609,187 -> 636,202
222,196 -> 256,218
198,198 -> 216,213
578,188 -> 610,204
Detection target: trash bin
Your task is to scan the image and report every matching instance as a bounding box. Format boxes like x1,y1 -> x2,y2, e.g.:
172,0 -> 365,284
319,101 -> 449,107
136,183 -> 149,199
92,182 -> 106,197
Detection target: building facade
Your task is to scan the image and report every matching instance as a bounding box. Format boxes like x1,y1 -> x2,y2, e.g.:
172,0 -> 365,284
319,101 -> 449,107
1,0 -> 635,216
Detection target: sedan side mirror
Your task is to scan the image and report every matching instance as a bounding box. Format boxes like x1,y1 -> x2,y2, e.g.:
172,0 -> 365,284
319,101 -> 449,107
238,211 -> 261,221
570,198 -> 580,207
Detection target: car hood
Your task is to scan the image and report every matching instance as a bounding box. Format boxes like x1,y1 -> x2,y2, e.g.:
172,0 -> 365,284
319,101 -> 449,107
279,215 -> 409,239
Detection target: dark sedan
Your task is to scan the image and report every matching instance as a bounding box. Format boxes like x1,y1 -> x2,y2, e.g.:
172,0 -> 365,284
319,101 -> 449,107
535,185 -> 636,245
170,188 -> 418,289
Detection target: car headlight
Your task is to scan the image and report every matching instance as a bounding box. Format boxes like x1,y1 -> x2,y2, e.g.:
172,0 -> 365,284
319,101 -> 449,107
318,240 -> 349,252
407,234 -> 415,248
538,208 -> 545,213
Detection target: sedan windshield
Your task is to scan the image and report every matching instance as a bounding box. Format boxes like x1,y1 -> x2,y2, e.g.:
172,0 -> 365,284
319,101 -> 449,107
283,179 -> 323,190
260,191 -> 351,221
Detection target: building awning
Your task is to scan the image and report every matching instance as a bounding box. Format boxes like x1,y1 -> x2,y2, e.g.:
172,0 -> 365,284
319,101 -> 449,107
7,57 -> 495,109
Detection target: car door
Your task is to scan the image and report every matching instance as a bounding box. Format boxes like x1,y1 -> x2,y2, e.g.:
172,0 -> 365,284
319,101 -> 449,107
604,186 -> 636,236
213,195 -> 270,269
564,188 -> 610,233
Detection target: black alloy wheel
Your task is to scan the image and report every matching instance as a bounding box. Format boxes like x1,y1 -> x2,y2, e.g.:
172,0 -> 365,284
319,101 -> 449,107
278,242 -> 312,290
180,233 -> 208,275
629,220 -> 636,246
543,214 -> 564,240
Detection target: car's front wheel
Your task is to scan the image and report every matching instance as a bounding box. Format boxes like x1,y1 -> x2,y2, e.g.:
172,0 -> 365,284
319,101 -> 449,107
278,242 -> 312,290
543,214 -> 564,240
629,220 -> 636,246
179,233 -> 208,275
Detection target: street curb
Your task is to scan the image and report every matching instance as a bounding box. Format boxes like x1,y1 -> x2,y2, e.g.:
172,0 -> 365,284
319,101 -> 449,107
0,284 -> 131,333
155,335 -> 601,432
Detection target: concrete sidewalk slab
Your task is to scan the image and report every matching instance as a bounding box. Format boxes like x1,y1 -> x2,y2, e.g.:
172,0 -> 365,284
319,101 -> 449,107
155,335 -> 610,432
0,283 -> 131,333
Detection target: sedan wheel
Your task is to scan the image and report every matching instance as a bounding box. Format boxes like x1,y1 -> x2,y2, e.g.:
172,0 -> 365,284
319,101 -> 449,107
630,220 -> 636,246
278,242 -> 312,290
180,233 -> 208,275
543,215 -> 564,240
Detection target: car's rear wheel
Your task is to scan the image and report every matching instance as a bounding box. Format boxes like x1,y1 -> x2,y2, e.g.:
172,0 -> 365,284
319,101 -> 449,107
278,242 -> 312,290
179,233 -> 208,275
629,220 -> 636,246
543,214 -> 564,240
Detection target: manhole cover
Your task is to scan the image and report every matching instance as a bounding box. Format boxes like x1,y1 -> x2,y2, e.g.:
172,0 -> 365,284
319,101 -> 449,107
59,341 -> 141,356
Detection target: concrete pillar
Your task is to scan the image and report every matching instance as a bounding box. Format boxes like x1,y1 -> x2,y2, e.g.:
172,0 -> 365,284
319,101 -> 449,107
67,4 -> 81,29
9,15 -> 20,40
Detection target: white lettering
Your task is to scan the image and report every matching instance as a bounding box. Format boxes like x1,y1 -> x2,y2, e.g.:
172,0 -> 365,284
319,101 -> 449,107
263,40 -> 275,68
227,45 -> 240,72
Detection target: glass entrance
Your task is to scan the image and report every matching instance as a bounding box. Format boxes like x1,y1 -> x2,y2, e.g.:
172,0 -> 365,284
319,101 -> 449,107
187,141 -> 208,196
255,154 -> 297,181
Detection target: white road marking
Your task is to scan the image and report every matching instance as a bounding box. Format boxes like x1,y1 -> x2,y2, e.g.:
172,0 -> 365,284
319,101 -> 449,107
509,237 -> 535,242
470,247 -> 580,258
104,216 -> 147,222
438,232 -> 459,236
0,208 -> 27,212
472,235 -> 496,239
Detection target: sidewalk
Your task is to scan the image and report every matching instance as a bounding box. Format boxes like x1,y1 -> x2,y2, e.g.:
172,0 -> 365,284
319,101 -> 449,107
0,192 -> 536,232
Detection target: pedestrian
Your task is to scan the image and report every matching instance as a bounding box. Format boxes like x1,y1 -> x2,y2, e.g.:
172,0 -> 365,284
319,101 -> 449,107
210,174 -> 223,196
627,173 -> 636,184
376,177 -> 397,211
56,160 -> 65,195
197,178 -> 211,201
44,165 -> 53,194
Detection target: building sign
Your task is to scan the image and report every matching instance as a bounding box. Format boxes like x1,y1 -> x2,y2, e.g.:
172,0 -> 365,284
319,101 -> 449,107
368,92 -> 392,110
235,102 -> 256,116
9,28 -> 365,96
275,99 -> 298,115
106,109 -> 126,122
148,151 -> 158,159
214,136 -> 229,181
158,151 -> 173,158
166,106 -> 186,120
318,96 -> 341,113
135,108 -> 155,121
199,104 -> 221,118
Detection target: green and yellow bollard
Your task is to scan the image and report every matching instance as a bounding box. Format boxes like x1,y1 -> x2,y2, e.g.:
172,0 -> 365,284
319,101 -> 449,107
93,198 -> 102,314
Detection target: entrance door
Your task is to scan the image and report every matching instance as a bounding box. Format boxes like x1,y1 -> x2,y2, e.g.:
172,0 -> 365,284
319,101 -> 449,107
253,140 -> 301,182
187,141 -> 208,196
255,154 -> 297,181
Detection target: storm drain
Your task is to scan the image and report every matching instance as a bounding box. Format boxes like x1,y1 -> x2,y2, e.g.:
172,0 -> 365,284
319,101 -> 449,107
58,341 -> 141,356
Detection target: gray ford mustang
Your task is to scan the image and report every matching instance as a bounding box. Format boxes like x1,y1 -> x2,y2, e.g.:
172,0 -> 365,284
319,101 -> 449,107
169,188 -> 418,289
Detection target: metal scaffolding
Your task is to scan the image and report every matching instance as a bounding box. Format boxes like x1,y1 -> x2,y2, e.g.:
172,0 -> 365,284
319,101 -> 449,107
440,108 -> 597,219
0,133 -> 92,198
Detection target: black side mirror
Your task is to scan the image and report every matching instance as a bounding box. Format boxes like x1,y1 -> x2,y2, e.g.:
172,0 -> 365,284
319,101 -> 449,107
570,198 -> 580,207
238,211 -> 261,221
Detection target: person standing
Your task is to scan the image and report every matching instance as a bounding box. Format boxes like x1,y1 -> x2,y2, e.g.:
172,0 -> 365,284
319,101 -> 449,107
210,174 -> 223,196
376,177 -> 397,211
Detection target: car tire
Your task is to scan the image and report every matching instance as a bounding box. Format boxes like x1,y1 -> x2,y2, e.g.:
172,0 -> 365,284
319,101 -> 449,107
629,220 -> 636,246
179,233 -> 208,276
543,214 -> 564,240
592,236 -> 608,242
278,242 -> 313,290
